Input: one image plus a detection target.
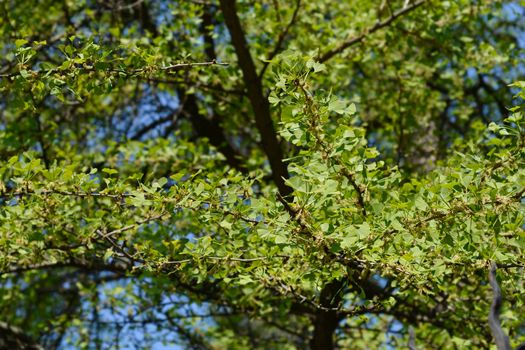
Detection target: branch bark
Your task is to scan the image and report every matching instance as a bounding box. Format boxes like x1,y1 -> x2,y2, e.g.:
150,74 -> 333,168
181,91 -> 248,173
219,0 -> 292,197
488,262 -> 512,350
318,0 -> 427,63
408,326 -> 418,350
310,280 -> 344,350
258,0 -> 302,79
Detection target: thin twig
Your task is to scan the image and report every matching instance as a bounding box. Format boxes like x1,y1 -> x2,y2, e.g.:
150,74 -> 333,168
258,0 -> 301,79
0,61 -> 229,79
96,229 -> 135,262
100,213 -> 167,239
318,0 -> 427,63
162,254 -> 290,266
160,60 -> 229,71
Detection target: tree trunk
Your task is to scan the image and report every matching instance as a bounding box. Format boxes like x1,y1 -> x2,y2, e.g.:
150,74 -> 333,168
310,281 -> 343,350
310,310 -> 339,350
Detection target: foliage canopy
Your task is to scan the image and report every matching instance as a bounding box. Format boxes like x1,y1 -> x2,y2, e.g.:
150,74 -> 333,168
0,0 -> 524,349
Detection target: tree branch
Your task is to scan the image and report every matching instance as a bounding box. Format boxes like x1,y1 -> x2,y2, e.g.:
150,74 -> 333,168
408,326 -> 418,350
318,0 -> 427,63
219,0 -> 292,197
258,0 -> 302,79
488,262 -> 511,350
200,5 -> 217,61
180,91 -> 248,173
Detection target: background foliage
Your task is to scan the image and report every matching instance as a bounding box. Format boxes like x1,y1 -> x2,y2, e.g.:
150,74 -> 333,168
0,0 -> 525,349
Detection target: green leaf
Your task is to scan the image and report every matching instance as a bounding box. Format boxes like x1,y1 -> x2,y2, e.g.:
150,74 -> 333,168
15,39 -> 28,48
102,168 -> 118,175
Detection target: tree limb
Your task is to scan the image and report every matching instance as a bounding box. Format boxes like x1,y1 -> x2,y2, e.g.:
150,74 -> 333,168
408,326 -> 418,350
181,91 -> 248,173
488,262 -> 512,350
219,0 -> 292,197
259,0 -> 302,79
318,0 -> 427,63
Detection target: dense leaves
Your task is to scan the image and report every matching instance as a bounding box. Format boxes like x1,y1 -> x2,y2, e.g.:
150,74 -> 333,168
0,1 -> 524,349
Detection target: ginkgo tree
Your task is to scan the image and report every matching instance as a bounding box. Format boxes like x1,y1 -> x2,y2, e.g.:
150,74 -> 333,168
0,0 -> 524,349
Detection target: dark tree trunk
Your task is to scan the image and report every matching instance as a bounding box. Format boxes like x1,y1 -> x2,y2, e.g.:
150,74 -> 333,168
219,0 -> 292,198
310,281 -> 343,350
310,310 -> 339,350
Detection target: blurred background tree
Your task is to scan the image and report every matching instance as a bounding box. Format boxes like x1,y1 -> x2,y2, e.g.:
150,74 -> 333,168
0,0 -> 524,349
